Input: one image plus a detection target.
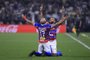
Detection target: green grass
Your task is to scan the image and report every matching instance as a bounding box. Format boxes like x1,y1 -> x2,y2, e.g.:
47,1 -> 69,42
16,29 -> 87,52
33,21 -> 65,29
0,33 -> 90,60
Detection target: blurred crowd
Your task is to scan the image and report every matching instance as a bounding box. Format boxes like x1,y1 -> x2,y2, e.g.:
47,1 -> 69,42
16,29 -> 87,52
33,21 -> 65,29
0,0 -> 90,31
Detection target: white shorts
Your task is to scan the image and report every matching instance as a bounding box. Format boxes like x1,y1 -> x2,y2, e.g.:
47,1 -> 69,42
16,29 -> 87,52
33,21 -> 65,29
38,42 -> 51,53
49,40 -> 57,53
38,40 -> 57,54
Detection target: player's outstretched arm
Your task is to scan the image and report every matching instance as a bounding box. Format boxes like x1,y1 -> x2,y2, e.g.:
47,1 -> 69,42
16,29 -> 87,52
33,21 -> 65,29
40,4 -> 44,18
53,16 -> 68,27
22,14 -> 34,25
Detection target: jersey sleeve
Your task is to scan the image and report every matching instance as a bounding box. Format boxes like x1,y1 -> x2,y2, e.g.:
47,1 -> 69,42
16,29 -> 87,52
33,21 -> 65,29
34,23 -> 40,28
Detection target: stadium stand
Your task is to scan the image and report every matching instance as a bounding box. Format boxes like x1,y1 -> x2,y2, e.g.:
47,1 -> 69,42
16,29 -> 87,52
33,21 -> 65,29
0,0 -> 90,31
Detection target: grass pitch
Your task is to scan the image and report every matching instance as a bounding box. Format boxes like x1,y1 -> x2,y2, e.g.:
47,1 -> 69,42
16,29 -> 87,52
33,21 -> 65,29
0,33 -> 90,60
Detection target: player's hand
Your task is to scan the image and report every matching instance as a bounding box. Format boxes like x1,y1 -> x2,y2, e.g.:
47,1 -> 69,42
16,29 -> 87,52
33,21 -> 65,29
21,14 -> 33,25
40,4 -> 43,11
22,14 -> 27,20
63,16 -> 68,20
21,14 -> 24,17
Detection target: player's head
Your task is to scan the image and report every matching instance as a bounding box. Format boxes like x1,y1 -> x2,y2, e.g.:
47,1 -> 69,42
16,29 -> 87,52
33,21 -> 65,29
40,17 -> 46,24
49,17 -> 56,24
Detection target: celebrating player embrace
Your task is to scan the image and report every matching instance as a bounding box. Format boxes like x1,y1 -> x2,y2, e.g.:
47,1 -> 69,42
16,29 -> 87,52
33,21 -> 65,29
22,4 -> 68,56
22,14 -> 67,56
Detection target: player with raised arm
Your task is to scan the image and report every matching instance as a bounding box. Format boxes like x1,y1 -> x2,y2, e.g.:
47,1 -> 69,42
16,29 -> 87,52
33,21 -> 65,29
22,5 -> 53,56
48,7 -> 68,56
22,14 -> 52,56
48,17 -> 67,56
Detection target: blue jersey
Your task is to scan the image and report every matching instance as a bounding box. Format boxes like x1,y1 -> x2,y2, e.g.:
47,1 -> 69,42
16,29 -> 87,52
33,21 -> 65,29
34,23 -> 51,43
49,24 -> 58,40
